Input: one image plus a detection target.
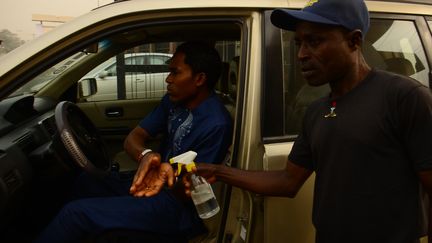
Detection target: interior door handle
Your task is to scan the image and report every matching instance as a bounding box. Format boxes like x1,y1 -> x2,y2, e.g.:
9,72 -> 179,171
105,108 -> 124,117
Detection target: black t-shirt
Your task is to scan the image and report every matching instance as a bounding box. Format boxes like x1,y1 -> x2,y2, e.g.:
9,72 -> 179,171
289,69 -> 432,243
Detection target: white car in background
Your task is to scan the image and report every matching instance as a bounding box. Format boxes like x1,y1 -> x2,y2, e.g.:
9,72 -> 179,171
82,52 -> 172,101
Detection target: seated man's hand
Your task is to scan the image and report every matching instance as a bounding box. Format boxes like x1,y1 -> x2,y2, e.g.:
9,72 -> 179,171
183,163 -> 217,196
130,152 -> 174,197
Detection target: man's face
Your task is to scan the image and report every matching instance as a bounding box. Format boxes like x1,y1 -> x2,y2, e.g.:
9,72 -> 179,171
295,22 -> 353,86
165,52 -> 200,103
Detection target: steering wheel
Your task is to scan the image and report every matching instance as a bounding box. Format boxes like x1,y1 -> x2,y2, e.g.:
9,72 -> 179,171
54,101 -> 111,175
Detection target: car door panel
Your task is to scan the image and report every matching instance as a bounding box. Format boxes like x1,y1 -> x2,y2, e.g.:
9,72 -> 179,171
263,142 -> 315,243
77,99 -> 160,161
78,98 -> 160,133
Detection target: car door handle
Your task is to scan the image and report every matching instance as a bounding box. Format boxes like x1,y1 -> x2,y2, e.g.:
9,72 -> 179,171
105,108 -> 124,117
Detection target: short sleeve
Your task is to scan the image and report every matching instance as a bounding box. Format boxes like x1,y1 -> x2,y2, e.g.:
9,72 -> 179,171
288,106 -> 315,171
139,95 -> 170,137
288,132 -> 315,171
398,85 -> 432,171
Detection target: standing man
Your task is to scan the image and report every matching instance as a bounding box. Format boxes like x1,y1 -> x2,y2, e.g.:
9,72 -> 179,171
140,0 -> 432,242
34,41 -> 232,243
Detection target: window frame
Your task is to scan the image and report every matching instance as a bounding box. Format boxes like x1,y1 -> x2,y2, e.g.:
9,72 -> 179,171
75,18 -> 245,102
262,11 -> 432,143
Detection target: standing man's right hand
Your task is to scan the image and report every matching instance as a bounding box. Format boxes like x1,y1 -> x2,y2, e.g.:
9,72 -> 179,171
183,163 -> 218,196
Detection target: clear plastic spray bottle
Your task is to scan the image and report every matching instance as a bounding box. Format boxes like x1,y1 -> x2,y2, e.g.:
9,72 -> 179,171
170,151 -> 220,219
190,174 -> 220,219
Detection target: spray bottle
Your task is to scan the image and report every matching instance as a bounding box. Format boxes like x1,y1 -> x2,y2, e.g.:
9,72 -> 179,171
169,151 -> 220,219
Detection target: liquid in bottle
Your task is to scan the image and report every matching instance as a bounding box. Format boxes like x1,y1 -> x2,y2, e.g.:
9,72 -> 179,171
190,174 -> 220,219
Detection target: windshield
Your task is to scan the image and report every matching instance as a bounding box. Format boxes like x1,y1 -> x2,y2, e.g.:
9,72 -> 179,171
8,51 -> 92,97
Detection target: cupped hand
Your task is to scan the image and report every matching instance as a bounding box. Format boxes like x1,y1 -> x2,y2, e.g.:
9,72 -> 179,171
129,152 -> 174,197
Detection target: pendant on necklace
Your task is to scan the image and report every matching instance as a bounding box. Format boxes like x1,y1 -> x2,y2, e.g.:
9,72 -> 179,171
324,101 -> 337,118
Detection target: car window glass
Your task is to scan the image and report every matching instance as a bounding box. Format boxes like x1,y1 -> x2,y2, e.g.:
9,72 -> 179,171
148,55 -> 170,65
103,58 -> 117,76
82,42 -> 173,102
279,18 -> 430,137
105,64 -> 117,76
365,19 -> 428,85
80,40 -> 240,102
125,56 -> 144,65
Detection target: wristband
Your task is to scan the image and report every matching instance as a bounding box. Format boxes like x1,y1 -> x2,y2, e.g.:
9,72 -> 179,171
138,149 -> 152,162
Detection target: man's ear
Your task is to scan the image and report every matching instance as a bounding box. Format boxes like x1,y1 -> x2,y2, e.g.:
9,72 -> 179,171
194,72 -> 207,87
347,29 -> 363,50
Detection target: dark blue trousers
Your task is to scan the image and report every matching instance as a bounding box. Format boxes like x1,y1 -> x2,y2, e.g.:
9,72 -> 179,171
33,172 -> 205,243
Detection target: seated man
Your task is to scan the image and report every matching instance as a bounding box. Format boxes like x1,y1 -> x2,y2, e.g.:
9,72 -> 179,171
34,41 -> 233,243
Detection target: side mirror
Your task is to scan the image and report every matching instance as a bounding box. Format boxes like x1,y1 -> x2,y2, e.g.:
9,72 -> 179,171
98,70 -> 109,79
78,78 -> 97,98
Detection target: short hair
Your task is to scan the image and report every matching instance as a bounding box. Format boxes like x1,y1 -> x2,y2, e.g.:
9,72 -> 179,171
175,41 -> 222,89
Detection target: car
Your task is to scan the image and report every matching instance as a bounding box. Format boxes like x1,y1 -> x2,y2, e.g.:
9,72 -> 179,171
0,0 -> 431,242
81,52 -> 172,101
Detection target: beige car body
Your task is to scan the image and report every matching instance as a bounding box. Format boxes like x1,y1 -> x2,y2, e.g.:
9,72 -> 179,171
0,0 -> 432,242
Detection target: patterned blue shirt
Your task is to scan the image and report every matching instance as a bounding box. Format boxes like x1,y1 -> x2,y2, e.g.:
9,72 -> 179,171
139,93 -> 232,164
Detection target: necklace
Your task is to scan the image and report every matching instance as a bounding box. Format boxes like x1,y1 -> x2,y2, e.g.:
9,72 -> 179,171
324,101 -> 337,118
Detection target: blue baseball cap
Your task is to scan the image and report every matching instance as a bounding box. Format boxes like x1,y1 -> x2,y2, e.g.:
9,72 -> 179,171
271,0 -> 370,37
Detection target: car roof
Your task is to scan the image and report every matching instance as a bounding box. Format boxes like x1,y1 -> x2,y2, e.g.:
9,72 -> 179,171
368,0 -> 432,5
0,0 -> 285,77
0,0 -> 431,87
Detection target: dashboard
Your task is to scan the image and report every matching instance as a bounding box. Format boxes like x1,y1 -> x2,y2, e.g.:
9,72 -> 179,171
0,95 -> 74,239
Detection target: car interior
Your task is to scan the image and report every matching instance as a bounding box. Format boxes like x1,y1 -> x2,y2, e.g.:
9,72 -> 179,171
0,19 -> 242,242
